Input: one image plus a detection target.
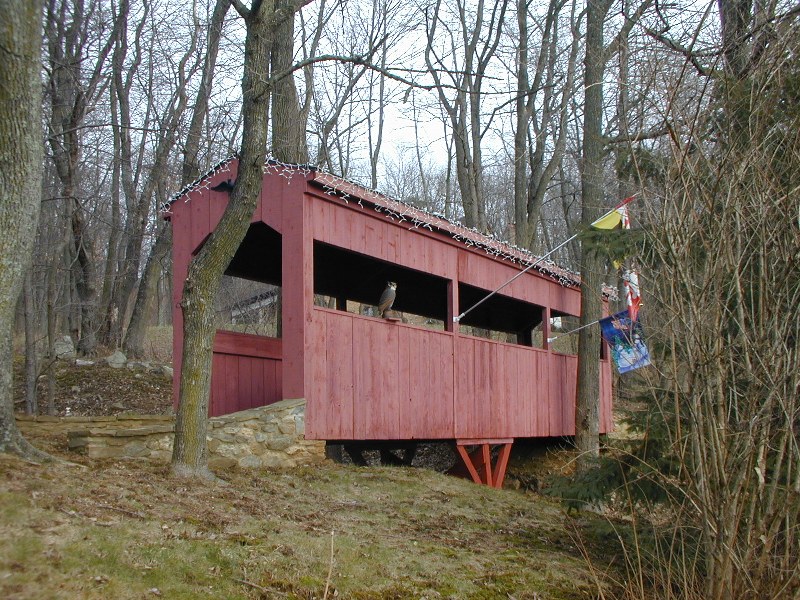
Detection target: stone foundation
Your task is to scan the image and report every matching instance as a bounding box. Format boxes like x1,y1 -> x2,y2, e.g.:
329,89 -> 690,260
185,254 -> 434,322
17,399 -> 325,469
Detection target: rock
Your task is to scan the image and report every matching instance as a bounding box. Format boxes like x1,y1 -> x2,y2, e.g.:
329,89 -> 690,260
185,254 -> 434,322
126,361 -> 152,372
54,336 -> 76,360
75,359 -> 95,367
105,350 -> 127,369
111,402 -> 127,411
161,366 -> 173,380
208,457 -> 236,470
238,455 -> 262,468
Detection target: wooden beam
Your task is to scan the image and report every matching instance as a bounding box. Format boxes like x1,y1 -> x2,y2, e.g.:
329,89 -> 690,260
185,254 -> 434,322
453,440 -> 514,488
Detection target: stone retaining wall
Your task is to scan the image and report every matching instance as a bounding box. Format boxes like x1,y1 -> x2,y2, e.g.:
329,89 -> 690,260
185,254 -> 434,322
16,399 -> 325,469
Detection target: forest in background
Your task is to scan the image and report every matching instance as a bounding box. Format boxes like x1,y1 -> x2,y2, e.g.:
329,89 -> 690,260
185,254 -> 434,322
1,0 -> 798,597
21,0 -> 712,363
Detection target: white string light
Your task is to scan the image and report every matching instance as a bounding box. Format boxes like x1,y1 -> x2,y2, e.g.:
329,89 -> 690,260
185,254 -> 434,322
164,156 -> 605,296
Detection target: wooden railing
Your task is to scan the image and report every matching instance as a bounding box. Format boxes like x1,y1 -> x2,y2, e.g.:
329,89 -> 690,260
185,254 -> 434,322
305,308 -> 612,440
209,330 -> 283,417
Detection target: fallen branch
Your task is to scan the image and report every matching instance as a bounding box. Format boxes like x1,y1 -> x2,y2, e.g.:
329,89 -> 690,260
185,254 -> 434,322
234,578 -> 289,597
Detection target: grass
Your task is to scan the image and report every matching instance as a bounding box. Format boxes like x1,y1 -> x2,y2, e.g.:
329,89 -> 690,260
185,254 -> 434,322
0,447 -> 627,600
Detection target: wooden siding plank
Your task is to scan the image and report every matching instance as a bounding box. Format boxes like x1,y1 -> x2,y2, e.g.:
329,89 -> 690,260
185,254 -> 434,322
251,357 -> 265,409
480,341 -> 496,438
495,346 -> 513,438
476,341 -> 497,438
264,360 -> 277,405
352,319 -> 400,439
214,331 -> 281,359
399,328 -> 455,439
190,188 -> 210,252
208,189 -> 226,232
305,310 -> 328,438
239,357 -> 253,409
547,354 -> 563,436
532,351 -> 546,436
210,353 -> 224,417
327,313 -> 354,439
454,337 -> 475,438
561,355 -> 577,436
281,177 -> 312,401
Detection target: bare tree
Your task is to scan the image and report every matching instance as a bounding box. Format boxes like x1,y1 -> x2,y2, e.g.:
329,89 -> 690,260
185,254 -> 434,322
513,0 -> 580,251
424,0 -> 509,230
44,0 -> 119,356
172,0 -> 310,480
124,0 -> 232,359
0,0 -> 49,459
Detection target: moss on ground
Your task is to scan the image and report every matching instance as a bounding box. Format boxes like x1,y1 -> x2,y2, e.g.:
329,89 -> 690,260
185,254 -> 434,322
0,448 -> 629,599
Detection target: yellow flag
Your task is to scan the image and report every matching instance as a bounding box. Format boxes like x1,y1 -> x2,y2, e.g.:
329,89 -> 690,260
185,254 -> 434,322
591,206 -> 626,229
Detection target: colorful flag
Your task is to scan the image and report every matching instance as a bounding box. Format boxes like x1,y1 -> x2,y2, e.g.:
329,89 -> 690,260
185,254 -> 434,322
623,269 -> 641,322
590,195 -> 634,229
600,310 -> 651,374
591,203 -> 630,230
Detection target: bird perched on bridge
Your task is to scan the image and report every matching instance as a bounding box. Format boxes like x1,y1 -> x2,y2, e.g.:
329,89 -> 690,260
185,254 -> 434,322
377,281 -> 397,317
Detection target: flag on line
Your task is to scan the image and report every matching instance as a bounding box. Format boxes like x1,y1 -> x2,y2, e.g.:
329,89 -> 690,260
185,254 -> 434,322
600,310 -> 651,374
623,270 -> 641,323
590,197 -> 633,230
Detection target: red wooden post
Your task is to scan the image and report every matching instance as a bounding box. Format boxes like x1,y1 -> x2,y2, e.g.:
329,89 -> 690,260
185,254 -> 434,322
492,443 -> 512,488
542,306 -> 551,351
455,439 -> 513,488
446,279 -> 457,333
281,174 -> 313,401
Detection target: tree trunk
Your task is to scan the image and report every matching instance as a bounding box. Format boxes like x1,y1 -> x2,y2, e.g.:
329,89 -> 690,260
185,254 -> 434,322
172,0 -> 285,479
123,226 -> 171,358
183,0 -> 230,184
271,0 -> 309,164
46,270 -> 56,415
0,0 -> 50,460
23,270 -> 38,416
574,0 -> 611,471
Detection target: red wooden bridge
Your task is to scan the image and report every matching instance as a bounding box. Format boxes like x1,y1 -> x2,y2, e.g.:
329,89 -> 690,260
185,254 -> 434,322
165,160 -> 613,487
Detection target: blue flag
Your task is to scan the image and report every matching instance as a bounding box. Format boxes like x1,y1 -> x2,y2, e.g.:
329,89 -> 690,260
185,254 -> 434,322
600,310 -> 651,374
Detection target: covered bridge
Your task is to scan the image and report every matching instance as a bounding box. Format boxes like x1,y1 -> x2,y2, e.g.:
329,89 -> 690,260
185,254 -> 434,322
165,159 -> 613,486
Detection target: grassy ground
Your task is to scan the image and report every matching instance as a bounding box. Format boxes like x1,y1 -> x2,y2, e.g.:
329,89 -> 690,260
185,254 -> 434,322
0,442 -> 624,600
5,327 -> 630,598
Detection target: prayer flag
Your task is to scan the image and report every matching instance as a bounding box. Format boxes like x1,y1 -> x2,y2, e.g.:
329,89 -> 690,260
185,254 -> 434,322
600,310 -> 651,374
591,204 -> 629,230
623,270 -> 641,322
591,196 -> 634,230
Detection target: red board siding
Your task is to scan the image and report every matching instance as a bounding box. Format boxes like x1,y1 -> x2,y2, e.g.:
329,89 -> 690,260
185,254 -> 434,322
208,331 -> 282,417
352,317 -> 401,439
454,338 -> 578,439
310,194 -> 458,279
305,309 -> 355,439
398,327 -> 455,439
305,308 -> 610,442
172,164 -> 614,439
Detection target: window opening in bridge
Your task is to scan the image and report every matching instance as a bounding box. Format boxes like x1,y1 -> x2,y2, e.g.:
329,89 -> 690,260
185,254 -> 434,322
313,241 -> 448,331
457,282 -> 548,347
215,222 -> 283,337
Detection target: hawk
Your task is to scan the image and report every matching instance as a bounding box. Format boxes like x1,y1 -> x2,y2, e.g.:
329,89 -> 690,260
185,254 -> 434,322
377,281 -> 397,317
